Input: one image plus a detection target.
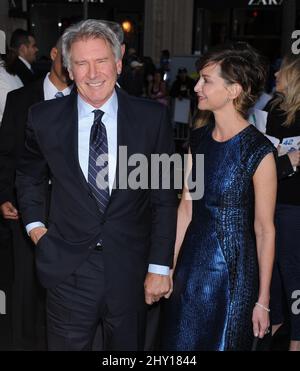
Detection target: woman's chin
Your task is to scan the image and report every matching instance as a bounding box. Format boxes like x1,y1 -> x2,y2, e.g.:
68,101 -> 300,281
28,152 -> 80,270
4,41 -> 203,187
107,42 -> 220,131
198,102 -> 208,110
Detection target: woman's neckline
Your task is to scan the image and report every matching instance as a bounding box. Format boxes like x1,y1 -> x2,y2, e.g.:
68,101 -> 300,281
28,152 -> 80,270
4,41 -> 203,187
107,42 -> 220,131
211,124 -> 252,144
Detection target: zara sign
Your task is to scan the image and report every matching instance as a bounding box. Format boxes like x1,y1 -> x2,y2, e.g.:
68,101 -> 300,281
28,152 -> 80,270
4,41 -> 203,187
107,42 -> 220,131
248,0 -> 283,5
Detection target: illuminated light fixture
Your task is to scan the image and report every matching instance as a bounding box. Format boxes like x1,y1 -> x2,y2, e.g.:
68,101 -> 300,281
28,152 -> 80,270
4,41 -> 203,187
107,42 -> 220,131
122,20 -> 133,33
58,22 -> 62,27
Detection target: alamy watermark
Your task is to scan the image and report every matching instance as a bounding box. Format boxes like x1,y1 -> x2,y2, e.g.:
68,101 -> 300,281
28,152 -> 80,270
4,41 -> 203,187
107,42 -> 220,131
0,290 -> 6,315
291,30 -> 300,55
94,146 -> 205,200
0,29 -> 5,54
292,290 -> 300,315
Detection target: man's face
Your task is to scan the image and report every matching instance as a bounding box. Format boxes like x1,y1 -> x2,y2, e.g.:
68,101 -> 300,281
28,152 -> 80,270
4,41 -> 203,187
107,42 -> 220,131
68,37 -> 122,107
23,36 -> 38,63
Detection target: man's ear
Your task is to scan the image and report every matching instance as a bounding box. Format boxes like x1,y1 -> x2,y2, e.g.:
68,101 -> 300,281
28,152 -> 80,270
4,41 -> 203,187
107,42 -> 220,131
68,68 -> 74,81
228,83 -> 242,100
50,47 -> 58,62
121,44 -> 126,58
116,59 -> 122,75
18,43 -> 27,57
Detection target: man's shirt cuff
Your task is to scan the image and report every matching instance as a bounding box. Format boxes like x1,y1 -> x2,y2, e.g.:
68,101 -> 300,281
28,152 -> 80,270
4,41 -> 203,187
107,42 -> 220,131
26,222 -> 46,236
148,264 -> 170,275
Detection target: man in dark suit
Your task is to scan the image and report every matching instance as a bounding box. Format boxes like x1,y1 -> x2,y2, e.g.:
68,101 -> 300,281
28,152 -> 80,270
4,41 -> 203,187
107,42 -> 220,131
16,19 -> 177,351
8,29 -> 38,85
0,38 -> 71,349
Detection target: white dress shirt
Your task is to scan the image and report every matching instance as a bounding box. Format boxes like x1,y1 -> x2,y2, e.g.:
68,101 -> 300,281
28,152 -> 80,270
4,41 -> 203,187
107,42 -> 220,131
18,56 -> 32,71
77,91 -> 118,193
43,73 -> 72,101
0,63 -> 23,123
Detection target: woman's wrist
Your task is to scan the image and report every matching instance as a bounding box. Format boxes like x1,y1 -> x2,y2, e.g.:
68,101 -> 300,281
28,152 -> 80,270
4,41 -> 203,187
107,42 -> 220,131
255,302 -> 270,312
257,293 -> 270,306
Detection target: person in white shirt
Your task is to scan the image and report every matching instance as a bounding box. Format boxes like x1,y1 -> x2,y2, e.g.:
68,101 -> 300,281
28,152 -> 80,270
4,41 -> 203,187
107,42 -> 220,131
0,46 -> 23,123
0,37 -> 71,350
0,57 -> 23,123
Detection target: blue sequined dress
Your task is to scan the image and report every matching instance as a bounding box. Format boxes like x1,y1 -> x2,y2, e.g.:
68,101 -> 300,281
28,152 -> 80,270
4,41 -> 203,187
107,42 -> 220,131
161,124 -> 275,351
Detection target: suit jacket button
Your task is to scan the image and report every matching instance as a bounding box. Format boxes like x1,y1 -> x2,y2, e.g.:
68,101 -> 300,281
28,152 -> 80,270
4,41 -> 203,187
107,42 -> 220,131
95,242 -> 103,251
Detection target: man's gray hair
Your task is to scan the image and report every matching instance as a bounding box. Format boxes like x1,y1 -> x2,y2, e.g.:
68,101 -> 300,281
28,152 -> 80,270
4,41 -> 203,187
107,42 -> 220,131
102,21 -> 124,44
62,19 -> 122,70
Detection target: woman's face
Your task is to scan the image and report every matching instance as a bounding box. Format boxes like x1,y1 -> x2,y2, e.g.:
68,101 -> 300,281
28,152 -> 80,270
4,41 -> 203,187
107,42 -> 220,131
275,69 -> 287,94
194,63 -> 232,112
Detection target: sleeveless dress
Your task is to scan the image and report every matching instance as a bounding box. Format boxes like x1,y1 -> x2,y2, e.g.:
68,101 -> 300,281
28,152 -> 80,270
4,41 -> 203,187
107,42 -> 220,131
161,124 -> 275,351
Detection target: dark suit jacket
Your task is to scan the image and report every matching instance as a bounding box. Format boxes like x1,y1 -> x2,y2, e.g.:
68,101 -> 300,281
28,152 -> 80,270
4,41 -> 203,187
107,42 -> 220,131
10,58 -> 36,86
0,78 -> 44,206
16,88 -> 177,312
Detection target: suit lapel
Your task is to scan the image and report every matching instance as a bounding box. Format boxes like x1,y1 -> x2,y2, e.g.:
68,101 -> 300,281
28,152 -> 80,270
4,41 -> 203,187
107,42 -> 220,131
108,88 -> 132,206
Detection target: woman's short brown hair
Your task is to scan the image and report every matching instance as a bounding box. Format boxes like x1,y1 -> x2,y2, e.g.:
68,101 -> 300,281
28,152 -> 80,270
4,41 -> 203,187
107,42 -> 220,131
198,42 -> 267,119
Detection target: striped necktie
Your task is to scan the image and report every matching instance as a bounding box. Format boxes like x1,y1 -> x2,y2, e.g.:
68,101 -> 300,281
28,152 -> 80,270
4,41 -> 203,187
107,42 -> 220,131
55,91 -> 64,98
88,110 -> 110,213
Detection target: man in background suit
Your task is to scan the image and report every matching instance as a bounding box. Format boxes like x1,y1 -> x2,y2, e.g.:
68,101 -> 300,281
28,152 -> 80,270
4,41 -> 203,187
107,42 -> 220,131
8,29 -> 38,85
16,19 -> 177,351
0,38 -> 72,350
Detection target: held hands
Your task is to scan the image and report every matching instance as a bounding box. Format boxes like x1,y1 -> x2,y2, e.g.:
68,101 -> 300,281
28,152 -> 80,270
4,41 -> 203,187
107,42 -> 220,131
252,302 -> 270,339
164,269 -> 174,299
0,201 -> 19,220
29,226 -> 48,246
144,272 -> 171,305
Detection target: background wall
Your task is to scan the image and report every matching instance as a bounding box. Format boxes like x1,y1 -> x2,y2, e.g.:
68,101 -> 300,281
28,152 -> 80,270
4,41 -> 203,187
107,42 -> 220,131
144,0 -> 194,64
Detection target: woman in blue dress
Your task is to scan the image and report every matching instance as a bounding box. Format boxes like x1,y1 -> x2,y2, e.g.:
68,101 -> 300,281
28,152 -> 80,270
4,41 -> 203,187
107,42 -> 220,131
161,43 -> 277,351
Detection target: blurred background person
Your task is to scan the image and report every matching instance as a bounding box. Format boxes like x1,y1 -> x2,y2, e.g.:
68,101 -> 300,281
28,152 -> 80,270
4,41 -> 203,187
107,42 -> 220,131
6,29 -> 38,85
265,54 -> 300,352
147,69 -> 168,106
0,37 -> 72,350
0,35 -> 23,124
159,49 -> 171,87
170,67 -> 196,101
170,67 -> 197,120
119,59 -> 145,97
